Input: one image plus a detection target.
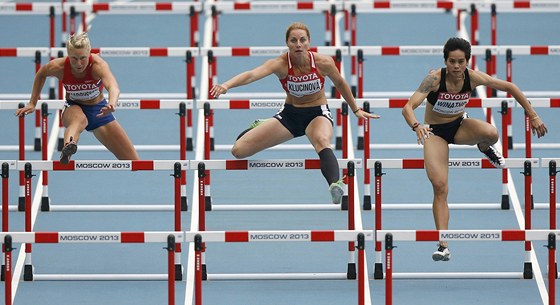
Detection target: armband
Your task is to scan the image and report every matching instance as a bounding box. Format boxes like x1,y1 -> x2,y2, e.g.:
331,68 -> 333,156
411,122 -> 420,131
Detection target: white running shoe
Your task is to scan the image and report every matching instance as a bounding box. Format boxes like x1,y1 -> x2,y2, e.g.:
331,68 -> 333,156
478,144 -> 505,169
432,244 -> 451,261
329,179 -> 344,205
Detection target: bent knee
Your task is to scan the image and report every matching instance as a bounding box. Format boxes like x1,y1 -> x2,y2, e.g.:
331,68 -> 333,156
481,126 -> 499,143
231,144 -> 251,159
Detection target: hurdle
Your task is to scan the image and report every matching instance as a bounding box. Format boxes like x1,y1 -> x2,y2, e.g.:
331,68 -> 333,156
195,95 -> 354,208
1,160 -> 188,282
193,159 -> 361,280
0,99 -> 193,212
356,97 -> 516,210
2,231 -> 181,305
368,157 -> 539,279
378,229 -> 557,305
186,229 -> 370,305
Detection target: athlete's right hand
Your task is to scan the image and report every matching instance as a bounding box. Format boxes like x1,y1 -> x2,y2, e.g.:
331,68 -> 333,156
210,84 -> 228,98
414,125 -> 433,145
15,103 -> 36,117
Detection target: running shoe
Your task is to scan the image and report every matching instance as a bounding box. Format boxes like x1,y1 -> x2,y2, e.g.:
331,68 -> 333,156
248,118 -> 269,129
432,244 -> 451,261
478,144 -> 505,169
329,179 -> 345,205
60,137 -> 77,165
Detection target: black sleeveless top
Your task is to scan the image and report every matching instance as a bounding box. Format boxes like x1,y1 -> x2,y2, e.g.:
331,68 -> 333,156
426,68 -> 472,115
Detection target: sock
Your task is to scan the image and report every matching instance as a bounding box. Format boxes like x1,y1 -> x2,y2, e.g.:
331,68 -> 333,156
318,148 -> 340,185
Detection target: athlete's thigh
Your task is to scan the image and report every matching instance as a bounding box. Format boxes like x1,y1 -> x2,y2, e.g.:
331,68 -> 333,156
305,116 -> 333,147
62,105 -> 87,127
93,120 -> 137,159
423,135 -> 450,185
454,118 -> 496,145
238,119 -> 293,152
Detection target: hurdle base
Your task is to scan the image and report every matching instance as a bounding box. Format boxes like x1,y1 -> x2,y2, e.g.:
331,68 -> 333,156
335,137 -> 342,150
508,136 -> 513,150
347,262 -> 356,280
41,196 -> 51,211
202,264 -> 207,281
175,264 -> 183,281
34,138 -> 41,152
341,195 -> 348,211
374,262 -> 384,279
18,196 -> 25,211
501,194 -> 510,210
357,136 -> 364,150
1,264 -> 4,281
181,196 -> 188,211
523,262 -> 533,279
24,264 -> 34,281
210,138 -> 215,151
205,196 -> 212,211
186,137 -> 193,151
363,195 -> 371,210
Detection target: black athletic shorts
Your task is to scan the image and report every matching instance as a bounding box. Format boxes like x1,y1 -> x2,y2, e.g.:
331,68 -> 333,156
273,104 -> 334,137
428,113 -> 468,144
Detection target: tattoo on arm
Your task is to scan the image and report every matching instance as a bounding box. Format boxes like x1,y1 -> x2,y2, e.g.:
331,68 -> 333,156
417,74 -> 437,93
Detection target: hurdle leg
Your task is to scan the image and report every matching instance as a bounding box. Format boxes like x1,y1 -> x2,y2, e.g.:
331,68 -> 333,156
173,163 -> 184,280
1,163 -> 8,281
357,233 -> 365,305
374,162 -> 384,279
194,234 -> 203,305
547,233 -> 556,305
167,235 -> 176,305
385,233 -> 394,305
346,162 -> 356,279
23,163 -> 34,281
40,103 -> 51,212
4,236 -> 13,305
522,161 -> 533,279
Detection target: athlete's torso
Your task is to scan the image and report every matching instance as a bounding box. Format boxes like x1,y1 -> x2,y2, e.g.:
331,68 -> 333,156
280,51 -> 325,99
427,68 -> 472,116
62,55 -> 104,103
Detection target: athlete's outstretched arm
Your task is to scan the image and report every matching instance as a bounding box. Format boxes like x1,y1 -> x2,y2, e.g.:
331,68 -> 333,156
210,57 -> 283,98
470,69 -> 547,138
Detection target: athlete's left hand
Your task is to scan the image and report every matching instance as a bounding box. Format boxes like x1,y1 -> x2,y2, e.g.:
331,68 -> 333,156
530,116 -> 547,138
354,109 -> 380,120
97,104 -> 115,117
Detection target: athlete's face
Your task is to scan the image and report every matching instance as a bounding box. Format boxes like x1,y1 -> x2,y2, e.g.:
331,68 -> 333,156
68,48 -> 91,74
286,29 -> 310,56
445,49 -> 468,78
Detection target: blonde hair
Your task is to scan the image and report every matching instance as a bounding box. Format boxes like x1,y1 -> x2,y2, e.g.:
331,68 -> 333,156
285,22 -> 310,42
67,32 -> 91,52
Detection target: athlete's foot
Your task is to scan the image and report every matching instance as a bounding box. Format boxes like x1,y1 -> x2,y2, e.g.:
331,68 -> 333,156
478,144 -> 505,169
432,243 -> 451,261
60,137 -> 77,165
